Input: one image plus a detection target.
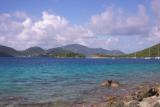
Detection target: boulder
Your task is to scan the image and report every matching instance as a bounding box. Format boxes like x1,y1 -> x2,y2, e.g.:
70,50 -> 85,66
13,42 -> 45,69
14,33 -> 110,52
111,81 -> 120,88
143,88 -> 159,98
101,80 -> 120,88
128,100 -> 140,107
131,87 -> 159,102
132,92 -> 143,101
101,80 -> 112,87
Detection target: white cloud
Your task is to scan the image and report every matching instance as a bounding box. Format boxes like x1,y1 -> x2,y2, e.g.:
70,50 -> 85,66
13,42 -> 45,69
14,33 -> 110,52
0,1 -> 160,52
89,5 -> 149,36
150,0 -> 160,37
0,11 -> 95,49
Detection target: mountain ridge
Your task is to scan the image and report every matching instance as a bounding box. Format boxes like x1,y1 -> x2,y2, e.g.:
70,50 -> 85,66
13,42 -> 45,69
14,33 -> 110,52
0,44 -> 124,57
60,44 -> 124,56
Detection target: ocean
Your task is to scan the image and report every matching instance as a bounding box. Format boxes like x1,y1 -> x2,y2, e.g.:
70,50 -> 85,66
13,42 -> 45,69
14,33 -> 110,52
0,57 -> 160,105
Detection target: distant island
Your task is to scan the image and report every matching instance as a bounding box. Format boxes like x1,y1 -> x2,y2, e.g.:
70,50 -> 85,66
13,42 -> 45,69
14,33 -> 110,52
0,44 -> 124,58
0,43 -> 160,58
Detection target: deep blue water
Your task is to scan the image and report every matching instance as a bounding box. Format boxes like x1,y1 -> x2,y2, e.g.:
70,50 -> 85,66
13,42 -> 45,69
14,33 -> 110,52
0,57 -> 160,103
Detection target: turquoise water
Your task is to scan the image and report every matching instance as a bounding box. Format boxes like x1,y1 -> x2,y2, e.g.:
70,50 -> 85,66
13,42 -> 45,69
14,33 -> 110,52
0,58 -> 160,103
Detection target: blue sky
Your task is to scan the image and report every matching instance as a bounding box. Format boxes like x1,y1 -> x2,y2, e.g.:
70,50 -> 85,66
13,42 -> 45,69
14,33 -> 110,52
0,0 -> 160,53
0,0 -> 151,24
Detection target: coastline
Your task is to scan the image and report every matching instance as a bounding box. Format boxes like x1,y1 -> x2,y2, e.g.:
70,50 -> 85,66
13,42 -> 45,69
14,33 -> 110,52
1,82 -> 160,107
0,58 -> 160,107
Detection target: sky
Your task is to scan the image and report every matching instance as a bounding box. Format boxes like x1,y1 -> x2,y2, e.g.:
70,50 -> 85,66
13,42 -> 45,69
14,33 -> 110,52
0,0 -> 160,53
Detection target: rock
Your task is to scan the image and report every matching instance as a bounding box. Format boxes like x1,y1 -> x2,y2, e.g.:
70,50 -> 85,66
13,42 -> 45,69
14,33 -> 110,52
154,102 -> 160,107
105,101 -> 125,107
143,88 -> 159,98
156,86 -> 160,94
101,80 -> 120,88
106,96 -> 116,102
132,92 -> 143,101
131,87 -> 159,102
129,100 -> 140,107
110,101 -> 125,107
123,94 -> 133,102
111,81 -> 120,88
101,80 -> 112,87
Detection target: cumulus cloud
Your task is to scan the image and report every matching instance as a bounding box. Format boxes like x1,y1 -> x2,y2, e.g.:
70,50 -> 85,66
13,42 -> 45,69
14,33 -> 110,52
150,0 -> 160,37
0,11 -> 94,49
0,1 -> 160,52
89,5 -> 149,36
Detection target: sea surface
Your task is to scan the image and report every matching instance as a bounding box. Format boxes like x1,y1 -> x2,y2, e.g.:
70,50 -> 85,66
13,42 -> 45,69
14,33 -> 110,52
0,58 -> 160,104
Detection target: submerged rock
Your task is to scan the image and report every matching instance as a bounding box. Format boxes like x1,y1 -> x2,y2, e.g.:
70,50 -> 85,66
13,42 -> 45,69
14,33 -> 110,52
101,80 -> 111,87
101,80 -> 120,88
111,81 -> 120,88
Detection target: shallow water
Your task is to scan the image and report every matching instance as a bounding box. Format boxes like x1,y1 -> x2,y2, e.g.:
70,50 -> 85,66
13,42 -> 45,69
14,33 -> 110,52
0,58 -> 160,104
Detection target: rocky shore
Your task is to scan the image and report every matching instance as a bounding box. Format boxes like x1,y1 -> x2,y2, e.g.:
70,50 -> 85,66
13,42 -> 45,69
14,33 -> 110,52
1,80 -> 160,107
75,80 -> 160,107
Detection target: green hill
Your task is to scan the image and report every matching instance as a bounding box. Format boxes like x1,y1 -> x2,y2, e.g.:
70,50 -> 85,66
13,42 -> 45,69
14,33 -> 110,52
48,52 -> 85,58
0,45 -> 20,57
123,43 -> 160,58
47,48 -> 85,58
21,47 -> 45,56
0,52 -> 13,57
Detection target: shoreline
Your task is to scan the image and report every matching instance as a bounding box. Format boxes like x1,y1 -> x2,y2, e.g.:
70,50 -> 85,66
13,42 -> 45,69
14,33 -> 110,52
1,82 -> 160,107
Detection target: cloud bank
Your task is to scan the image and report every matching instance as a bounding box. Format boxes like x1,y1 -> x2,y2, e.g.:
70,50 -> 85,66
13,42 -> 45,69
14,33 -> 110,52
0,0 -> 160,52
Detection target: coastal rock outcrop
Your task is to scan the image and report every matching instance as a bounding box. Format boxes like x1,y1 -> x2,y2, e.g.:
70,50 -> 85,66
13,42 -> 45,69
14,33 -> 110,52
131,87 -> 159,102
105,101 -> 125,107
153,102 -> 160,107
101,80 -> 120,88
128,100 -> 140,107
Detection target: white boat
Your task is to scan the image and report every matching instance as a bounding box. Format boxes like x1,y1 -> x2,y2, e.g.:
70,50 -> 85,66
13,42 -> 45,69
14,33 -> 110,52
144,57 -> 151,60
155,57 -> 160,59
111,57 -> 116,59
132,57 -> 137,59
157,45 -> 160,59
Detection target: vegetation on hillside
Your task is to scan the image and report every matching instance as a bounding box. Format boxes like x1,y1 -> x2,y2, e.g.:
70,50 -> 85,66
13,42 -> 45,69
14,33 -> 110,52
122,44 -> 160,57
92,53 -> 114,57
0,52 -> 13,57
48,52 -> 85,58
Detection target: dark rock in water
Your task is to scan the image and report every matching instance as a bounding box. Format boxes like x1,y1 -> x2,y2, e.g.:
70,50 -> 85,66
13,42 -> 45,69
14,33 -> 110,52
154,102 -> 160,107
129,100 -> 140,107
101,80 -> 111,87
101,80 -> 120,88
